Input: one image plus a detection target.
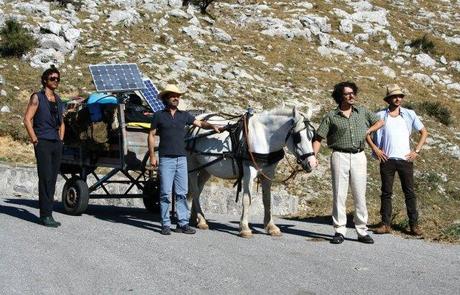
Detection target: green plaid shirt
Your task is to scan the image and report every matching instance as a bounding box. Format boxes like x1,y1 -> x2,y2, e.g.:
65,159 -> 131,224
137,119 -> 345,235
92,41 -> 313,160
316,105 -> 380,151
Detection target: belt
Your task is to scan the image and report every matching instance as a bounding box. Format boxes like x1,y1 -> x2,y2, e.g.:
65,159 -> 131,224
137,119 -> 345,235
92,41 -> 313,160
332,148 -> 364,154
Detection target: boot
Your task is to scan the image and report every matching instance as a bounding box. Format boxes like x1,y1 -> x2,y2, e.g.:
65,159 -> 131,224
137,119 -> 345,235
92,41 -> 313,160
373,223 -> 391,234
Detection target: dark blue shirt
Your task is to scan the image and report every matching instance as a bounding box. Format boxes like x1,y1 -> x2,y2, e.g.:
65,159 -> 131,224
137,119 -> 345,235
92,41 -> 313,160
151,109 -> 195,157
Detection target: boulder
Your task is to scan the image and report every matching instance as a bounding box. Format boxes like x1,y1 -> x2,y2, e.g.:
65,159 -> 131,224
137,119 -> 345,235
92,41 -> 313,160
40,22 -> 61,35
29,48 -> 66,69
38,34 -> 72,54
169,0 -> 182,8
182,25 -> 210,40
108,9 -> 142,26
63,28 -> 81,43
382,66 -> 396,78
415,53 -> 436,68
339,19 -> 353,34
412,73 -> 434,86
447,83 -> 460,91
13,1 -> 50,16
299,15 -> 331,34
169,9 -> 191,19
211,27 -> 233,43
0,105 -> 10,113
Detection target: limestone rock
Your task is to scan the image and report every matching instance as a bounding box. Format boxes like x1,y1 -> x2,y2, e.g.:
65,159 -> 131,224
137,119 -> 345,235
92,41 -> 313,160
339,19 -> 353,34
416,53 -> 436,68
211,27 -> 233,43
412,73 -> 434,86
13,1 -> 50,16
382,66 -> 396,78
29,48 -> 65,69
108,9 -> 142,26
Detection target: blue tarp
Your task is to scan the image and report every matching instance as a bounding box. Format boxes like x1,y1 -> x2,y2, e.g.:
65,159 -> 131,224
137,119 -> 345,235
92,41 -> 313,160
87,93 -> 117,122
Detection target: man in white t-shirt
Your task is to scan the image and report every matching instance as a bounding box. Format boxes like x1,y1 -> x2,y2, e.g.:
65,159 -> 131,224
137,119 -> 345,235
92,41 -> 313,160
366,84 -> 428,236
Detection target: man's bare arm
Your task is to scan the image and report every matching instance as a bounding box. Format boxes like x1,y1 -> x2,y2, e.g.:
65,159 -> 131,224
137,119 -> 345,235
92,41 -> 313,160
23,94 -> 39,145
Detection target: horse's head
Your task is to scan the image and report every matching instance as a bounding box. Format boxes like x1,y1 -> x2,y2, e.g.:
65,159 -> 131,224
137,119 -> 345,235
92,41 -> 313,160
286,107 -> 316,173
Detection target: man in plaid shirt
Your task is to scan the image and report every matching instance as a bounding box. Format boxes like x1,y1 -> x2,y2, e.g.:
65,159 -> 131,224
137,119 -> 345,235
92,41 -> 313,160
312,81 -> 384,244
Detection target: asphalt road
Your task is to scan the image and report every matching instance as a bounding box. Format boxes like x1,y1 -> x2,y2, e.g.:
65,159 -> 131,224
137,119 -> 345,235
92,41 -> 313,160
1,196 -> 459,295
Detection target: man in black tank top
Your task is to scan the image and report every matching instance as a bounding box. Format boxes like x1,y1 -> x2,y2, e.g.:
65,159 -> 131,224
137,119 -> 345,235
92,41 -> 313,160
23,66 -> 65,228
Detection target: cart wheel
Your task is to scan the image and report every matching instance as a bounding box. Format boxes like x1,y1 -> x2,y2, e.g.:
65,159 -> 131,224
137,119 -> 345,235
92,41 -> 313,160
143,179 -> 160,213
62,178 -> 89,215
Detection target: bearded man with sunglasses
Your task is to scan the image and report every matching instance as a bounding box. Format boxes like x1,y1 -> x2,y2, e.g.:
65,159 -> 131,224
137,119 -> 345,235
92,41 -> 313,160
312,81 -> 384,244
23,66 -> 65,228
367,84 -> 428,236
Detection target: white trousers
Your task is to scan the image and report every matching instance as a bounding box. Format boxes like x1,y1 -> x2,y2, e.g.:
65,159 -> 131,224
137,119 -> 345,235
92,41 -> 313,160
330,151 -> 369,237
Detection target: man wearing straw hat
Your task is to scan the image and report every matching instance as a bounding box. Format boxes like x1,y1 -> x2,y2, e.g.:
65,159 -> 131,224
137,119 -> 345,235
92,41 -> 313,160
147,84 -> 221,235
367,84 -> 428,236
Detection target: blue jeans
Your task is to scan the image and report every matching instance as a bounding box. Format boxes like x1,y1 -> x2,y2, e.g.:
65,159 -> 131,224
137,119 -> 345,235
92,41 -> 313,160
159,156 -> 189,227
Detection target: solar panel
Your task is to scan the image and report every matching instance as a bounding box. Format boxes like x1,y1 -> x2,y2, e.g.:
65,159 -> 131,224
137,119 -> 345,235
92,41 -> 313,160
89,63 -> 145,93
139,79 -> 165,112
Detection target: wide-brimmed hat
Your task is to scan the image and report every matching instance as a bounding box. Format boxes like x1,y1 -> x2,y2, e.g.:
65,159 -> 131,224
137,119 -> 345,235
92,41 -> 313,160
384,84 -> 405,100
159,84 -> 185,99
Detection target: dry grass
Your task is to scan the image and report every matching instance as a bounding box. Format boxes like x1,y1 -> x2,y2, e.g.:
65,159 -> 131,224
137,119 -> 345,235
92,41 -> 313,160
0,136 -> 35,164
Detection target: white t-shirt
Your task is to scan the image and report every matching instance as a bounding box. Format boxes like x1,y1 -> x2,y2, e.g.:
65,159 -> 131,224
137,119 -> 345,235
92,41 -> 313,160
381,115 -> 410,160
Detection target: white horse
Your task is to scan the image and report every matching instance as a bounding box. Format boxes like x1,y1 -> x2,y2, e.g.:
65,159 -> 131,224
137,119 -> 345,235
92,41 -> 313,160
186,107 -> 317,237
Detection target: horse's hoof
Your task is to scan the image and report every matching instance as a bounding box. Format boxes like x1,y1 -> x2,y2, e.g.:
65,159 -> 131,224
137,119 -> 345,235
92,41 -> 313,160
269,230 -> 282,237
197,223 -> 209,230
239,230 -> 253,238
265,226 -> 282,236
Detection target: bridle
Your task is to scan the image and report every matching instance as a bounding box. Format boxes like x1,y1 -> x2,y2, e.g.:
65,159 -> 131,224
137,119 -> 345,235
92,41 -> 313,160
286,118 -> 315,165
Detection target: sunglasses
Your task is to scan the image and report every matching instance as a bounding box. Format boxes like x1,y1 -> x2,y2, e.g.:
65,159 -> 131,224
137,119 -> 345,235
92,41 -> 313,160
48,77 -> 60,82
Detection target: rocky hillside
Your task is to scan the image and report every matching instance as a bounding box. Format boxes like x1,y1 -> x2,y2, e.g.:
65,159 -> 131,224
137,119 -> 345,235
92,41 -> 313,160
0,0 -> 459,241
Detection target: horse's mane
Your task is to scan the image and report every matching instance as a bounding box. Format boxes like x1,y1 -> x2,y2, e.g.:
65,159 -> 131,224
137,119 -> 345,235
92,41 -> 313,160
258,108 -> 293,117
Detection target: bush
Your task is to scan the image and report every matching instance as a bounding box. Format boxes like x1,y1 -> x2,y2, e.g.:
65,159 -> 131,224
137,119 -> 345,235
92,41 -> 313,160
0,19 -> 38,57
183,0 -> 218,14
418,101 -> 453,126
409,34 -> 435,54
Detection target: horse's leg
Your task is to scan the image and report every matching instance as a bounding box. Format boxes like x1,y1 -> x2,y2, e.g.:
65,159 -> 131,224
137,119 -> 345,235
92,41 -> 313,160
261,166 -> 282,236
239,165 -> 257,238
194,170 -> 211,230
188,168 -> 210,229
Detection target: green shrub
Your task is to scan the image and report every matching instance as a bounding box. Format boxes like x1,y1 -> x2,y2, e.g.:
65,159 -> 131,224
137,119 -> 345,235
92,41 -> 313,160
183,0 -> 218,14
410,34 -> 436,54
418,101 -> 453,126
0,19 -> 38,57
441,224 -> 460,240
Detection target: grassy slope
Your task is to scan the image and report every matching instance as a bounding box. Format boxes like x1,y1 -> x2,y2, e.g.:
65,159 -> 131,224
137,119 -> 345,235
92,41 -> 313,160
0,0 -> 458,242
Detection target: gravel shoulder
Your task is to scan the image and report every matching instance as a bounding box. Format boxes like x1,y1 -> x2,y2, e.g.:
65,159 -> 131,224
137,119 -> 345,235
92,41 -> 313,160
1,195 -> 459,295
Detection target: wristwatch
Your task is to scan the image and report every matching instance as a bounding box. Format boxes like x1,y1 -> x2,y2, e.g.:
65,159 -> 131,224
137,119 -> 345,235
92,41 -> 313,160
415,149 -> 420,154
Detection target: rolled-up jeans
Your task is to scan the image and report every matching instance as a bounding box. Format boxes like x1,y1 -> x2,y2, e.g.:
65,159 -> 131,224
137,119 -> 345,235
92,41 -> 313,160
158,156 -> 189,227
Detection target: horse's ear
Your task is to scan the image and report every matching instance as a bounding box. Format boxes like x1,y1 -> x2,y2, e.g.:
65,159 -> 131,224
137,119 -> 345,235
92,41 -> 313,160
292,106 -> 301,120
305,107 -> 312,120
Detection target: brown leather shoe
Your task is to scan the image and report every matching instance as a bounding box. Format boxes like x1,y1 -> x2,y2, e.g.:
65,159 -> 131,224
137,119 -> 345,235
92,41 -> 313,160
373,224 -> 391,234
410,225 -> 423,236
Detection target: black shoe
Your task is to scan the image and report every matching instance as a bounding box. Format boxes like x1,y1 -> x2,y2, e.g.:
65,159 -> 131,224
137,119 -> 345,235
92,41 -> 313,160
330,233 -> 344,244
161,226 -> 171,235
175,225 -> 196,234
40,216 -> 60,228
50,216 -> 61,227
358,235 -> 374,244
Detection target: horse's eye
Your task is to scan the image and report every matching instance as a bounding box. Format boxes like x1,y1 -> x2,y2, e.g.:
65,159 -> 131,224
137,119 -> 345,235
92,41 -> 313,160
293,132 -> 301,144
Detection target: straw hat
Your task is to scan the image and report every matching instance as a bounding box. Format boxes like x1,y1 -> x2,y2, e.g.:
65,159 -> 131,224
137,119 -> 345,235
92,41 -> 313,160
159,84 -> 185,99
384,84 -> 405,100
